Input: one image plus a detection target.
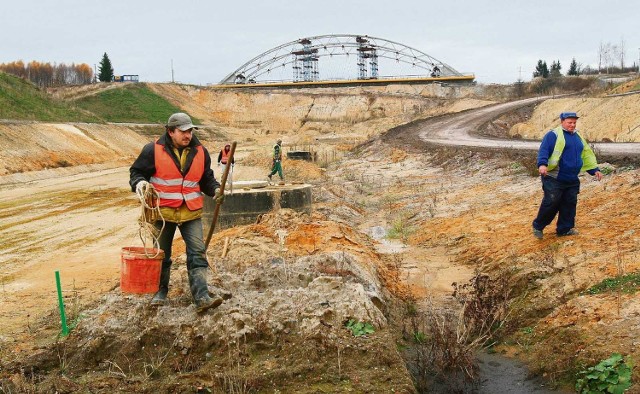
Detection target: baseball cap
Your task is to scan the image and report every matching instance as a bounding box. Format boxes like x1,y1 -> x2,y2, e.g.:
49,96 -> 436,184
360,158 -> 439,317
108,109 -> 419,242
559,112 -> 579,121
167,113 -> 198,131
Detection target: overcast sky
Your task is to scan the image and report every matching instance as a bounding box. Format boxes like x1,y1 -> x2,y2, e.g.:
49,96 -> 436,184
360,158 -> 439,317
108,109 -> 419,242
1,0 -> 638,85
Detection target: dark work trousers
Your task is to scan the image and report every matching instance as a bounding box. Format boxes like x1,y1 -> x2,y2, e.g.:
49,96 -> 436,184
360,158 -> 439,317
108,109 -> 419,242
155,218 -> 208,271
532,176 -> 580,235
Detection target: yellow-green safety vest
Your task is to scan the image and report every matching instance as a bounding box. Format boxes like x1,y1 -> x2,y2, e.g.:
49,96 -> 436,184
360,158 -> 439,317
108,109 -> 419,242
547,126 -> 598,172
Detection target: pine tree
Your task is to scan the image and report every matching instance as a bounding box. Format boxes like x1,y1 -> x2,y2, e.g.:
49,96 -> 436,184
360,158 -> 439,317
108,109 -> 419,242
98,52 -> 114,82
550,60 -> 562,78
568,58 -> 579,76
533,60 -> 550,78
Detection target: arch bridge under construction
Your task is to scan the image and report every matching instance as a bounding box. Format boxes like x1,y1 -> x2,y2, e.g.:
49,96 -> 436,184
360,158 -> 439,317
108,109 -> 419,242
216,34 -> 474,88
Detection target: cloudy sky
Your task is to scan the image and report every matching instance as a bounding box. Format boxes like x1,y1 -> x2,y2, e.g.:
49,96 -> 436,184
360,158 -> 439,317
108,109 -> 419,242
1,0 -> 638,85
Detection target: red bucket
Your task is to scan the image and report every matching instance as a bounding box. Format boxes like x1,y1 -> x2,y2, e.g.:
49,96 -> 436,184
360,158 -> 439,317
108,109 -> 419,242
120,247 -> 164,294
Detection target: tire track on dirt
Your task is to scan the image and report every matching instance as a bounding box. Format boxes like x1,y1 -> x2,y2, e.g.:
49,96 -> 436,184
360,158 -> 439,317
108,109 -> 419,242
383,96 -> 640,158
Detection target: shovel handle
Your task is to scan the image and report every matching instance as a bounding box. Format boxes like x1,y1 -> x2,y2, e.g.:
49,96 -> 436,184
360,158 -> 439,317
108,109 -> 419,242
205,142 -> 237,250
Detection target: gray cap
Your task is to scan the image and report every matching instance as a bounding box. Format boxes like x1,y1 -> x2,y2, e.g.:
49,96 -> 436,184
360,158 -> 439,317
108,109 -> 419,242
167,113 -> 197,131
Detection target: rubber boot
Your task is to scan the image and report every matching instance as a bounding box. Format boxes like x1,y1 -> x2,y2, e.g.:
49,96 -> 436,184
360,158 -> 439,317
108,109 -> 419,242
150,263 -> 171,306
188,267 -> 223,313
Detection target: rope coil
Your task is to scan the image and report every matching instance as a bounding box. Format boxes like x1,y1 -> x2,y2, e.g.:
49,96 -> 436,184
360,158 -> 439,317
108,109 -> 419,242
135,183 -> 164,258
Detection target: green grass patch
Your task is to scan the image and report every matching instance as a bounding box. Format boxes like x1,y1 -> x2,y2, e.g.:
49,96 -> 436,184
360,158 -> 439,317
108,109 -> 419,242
0,72 -> 99,122
386,213 -> 415,241
74,83 -> 195,124
583,271 -> 640,295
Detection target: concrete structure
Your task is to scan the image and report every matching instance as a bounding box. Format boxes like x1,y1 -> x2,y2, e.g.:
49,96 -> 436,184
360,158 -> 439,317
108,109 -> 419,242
203,183 -> 312,233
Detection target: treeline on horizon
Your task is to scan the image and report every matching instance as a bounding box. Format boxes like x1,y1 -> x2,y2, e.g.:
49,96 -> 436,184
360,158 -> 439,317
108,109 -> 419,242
0,60 -> 94,88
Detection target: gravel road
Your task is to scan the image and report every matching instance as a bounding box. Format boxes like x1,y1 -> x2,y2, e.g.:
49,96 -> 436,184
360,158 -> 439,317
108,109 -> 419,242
384,96 -> 640,157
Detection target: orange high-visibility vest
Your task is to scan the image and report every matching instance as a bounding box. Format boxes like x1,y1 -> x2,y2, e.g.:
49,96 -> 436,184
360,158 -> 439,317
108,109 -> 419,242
150,143 -> 205,210
220,148 -> 231,164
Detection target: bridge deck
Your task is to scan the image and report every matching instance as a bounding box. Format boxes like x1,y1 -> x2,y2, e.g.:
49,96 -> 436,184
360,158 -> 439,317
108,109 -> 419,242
211,75 -> 475,89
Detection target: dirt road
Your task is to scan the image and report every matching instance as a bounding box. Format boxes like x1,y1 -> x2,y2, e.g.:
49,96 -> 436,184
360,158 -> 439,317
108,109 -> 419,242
0,167 -> 139,339
384,96 -> 640,156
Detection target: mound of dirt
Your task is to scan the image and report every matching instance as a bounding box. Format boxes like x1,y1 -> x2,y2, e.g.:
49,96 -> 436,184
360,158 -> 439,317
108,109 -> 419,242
0,122 -> 148,176
1,209 -> 415,392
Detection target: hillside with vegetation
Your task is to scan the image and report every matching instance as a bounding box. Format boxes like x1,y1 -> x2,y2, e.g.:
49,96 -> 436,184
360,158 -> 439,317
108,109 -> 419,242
0,72 -> 193,124
72,82 -> 192,124
0,72 -> 99,122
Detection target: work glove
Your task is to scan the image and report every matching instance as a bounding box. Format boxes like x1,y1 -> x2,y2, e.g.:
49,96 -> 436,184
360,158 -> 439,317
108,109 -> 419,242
214,188 -> 224,205
135,180 -> 150,194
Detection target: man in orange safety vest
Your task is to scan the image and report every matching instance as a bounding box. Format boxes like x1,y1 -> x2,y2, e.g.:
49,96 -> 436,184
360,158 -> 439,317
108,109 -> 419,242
130,112 -> 225,313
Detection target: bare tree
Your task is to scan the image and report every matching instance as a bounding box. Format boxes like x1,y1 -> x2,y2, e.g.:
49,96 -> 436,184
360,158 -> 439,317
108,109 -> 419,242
1,60 -> 94,87
619,37 -> 625,70
599,42 -> 616,74
598,42 -> 605,73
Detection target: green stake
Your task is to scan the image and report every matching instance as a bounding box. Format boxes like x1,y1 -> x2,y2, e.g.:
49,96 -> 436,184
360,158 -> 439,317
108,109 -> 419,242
55,270 -> 69,336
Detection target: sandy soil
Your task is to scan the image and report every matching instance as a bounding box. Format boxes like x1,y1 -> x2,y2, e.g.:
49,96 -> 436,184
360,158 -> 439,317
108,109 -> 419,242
2,81 -> 640,391
389,95 -> 640,156
0,168 -> 138,337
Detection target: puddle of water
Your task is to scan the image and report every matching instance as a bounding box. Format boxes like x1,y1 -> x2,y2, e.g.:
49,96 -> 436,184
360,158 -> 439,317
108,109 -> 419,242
474,351 -> 570,394
425,351 -> 570,394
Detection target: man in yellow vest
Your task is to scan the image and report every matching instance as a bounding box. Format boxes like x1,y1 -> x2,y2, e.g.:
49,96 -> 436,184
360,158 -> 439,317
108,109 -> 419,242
532,112 -> 602,239
130,113 -> 225,312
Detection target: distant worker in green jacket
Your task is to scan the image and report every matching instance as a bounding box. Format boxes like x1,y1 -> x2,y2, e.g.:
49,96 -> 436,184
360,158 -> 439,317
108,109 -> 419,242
267,139 -> 284,182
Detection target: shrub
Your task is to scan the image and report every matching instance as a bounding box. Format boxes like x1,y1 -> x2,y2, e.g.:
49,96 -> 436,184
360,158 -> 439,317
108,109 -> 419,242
575,353 -> 633,394
345,319 -> 375,337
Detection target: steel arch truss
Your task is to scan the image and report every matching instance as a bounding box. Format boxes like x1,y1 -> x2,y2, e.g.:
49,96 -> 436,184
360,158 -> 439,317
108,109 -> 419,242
220,34 -> 464,84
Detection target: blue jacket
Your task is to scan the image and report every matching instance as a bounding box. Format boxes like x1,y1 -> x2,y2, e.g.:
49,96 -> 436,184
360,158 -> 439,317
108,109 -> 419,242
537,128 -> 600,182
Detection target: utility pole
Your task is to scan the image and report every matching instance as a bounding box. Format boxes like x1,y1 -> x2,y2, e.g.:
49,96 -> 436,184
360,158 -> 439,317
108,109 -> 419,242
171,59 -> 174,83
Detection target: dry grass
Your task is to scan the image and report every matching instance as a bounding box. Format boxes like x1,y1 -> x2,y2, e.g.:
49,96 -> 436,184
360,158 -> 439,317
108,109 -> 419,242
403,271 -> 511,391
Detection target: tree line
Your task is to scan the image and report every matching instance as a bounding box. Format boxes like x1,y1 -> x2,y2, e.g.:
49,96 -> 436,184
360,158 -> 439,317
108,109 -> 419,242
533,39 -> 638,79
0,60 -> 94,88
533,59 -> 579,78
0,52 -> 117,88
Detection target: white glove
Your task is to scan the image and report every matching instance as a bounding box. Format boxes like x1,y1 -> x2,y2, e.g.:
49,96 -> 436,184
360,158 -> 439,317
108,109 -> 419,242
136,180 -> 150,194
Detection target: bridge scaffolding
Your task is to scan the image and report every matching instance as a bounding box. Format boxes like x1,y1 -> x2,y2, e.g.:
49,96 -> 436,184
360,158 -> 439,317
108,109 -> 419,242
218,34 -> 474,87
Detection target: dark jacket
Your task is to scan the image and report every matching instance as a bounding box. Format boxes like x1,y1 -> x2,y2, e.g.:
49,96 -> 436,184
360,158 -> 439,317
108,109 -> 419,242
129,133 -> 219,196
537,128 -> 599,182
